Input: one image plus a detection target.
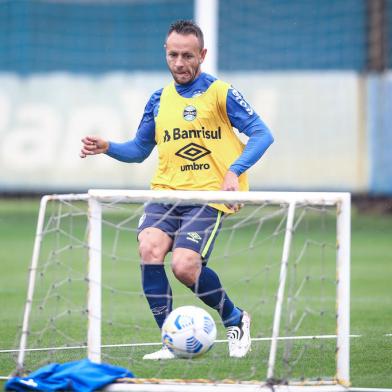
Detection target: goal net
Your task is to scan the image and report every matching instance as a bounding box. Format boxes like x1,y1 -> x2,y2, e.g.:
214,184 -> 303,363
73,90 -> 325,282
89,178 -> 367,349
11,190 -> 350,391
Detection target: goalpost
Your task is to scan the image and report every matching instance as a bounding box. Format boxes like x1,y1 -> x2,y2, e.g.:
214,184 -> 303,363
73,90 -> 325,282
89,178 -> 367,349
14,189 -> 351,391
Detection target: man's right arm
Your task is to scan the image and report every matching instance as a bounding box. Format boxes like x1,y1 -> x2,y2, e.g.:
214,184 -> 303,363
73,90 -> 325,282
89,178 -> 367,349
106,126 -> 155,163
80,89 -> 162,162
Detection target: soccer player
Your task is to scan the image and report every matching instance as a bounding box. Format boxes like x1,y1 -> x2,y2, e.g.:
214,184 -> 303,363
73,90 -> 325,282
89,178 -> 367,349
80,20 -> 274,359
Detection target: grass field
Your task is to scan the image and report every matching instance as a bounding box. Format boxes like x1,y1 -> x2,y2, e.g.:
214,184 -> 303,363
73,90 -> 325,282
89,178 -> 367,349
0,197 -> 391,389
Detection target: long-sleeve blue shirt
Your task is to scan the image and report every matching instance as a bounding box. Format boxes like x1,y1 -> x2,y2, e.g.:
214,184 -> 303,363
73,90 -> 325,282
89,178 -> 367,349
107,72 -> 274,176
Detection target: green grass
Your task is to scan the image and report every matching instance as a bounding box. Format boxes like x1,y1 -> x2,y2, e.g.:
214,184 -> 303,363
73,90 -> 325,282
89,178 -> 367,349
0,198 -> 391,388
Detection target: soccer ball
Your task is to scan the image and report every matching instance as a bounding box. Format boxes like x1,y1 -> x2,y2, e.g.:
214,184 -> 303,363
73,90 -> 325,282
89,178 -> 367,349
161,306 -> 217,358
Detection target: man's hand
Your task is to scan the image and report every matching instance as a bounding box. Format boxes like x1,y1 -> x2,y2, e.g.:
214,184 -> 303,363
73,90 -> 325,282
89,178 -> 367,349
80,136 -> 109,158
222,170 -> 239,191
221,170 -> 242,212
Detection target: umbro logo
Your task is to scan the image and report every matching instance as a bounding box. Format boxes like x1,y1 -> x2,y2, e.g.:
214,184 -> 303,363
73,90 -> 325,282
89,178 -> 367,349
175,143 -> 211,162
186,232 -> 202,243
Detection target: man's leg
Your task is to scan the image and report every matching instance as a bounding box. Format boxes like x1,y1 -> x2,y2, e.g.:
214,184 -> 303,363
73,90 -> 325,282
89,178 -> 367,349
139,227 -> 173,328
193,265 -> 242,327
172,205 -> 252,358
192,264 -> 251,358
171,248 -> 241,326
138,227 -> 176,360
172,247 -> 251,358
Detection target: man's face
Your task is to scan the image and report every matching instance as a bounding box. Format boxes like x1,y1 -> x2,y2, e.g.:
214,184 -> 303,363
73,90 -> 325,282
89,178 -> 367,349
165,32 -> 207,85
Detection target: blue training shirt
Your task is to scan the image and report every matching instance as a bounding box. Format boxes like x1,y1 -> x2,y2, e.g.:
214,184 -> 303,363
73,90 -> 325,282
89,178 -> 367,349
107,72 -> 274,176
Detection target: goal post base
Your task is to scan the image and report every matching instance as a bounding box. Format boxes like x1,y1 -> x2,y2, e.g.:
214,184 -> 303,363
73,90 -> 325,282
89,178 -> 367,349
104,379 -> 349,392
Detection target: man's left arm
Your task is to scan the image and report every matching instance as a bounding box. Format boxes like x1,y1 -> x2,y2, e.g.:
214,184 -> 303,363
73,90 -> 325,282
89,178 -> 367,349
223,87 -> 274,191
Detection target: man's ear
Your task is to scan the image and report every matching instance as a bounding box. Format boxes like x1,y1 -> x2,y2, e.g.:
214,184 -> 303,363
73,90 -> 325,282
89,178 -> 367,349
200,48 -> 207,63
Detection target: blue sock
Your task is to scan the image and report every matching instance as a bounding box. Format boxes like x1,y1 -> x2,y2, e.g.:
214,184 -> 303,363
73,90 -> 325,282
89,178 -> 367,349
141,264 -> 172,329
190,266 -> 241,327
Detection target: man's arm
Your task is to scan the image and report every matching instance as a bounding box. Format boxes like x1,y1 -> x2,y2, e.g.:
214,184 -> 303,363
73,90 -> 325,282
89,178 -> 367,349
228,122 -> 274,177
80,89 -> 162,162
105,128 -> 155,163
80,123 -> 155,163
222,87 -> 274,191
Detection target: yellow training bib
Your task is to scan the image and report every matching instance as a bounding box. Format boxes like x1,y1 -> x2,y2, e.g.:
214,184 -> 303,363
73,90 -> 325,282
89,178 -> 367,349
151,79 -> 249,213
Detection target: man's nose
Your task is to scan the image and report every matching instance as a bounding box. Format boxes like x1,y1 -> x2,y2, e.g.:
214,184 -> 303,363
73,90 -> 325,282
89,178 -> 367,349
174,56 -> 184,67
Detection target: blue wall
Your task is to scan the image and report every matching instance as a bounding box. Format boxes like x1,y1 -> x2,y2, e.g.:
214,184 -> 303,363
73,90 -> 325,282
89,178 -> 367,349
0,0 -> 381,73
219,0 -> 367,71
0,0 -> 193,74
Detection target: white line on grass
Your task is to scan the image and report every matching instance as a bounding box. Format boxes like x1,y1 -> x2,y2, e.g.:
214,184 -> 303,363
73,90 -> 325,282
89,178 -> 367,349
0,334 -> 363,353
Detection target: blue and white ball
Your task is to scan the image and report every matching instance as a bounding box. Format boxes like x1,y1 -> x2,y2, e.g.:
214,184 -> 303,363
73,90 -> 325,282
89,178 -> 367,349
162,306 -> 217,358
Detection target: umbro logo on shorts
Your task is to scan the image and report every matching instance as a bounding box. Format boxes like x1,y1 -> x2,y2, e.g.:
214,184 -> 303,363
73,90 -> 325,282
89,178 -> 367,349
186,232 -> 202,243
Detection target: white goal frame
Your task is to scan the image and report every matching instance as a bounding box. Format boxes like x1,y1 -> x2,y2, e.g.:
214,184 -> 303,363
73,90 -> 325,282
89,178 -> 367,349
16,189 -> 351,391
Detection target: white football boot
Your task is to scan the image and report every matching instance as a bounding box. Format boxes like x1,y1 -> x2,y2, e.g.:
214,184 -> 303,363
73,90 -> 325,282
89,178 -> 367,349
226,311 -> 251,358
143,345 -> 175,360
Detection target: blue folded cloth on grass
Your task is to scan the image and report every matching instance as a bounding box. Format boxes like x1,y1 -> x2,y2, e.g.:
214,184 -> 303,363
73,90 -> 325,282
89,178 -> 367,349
5,359 -> 134,392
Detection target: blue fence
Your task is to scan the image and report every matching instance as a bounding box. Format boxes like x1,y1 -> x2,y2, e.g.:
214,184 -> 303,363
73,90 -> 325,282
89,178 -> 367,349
0,0 -> 193,74
219,0 -> 367,71
0,0 -> 388,73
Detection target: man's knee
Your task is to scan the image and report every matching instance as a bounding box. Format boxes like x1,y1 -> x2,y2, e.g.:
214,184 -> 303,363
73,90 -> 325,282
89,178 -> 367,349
171,249 -> 201,286
138,228 -> 172,263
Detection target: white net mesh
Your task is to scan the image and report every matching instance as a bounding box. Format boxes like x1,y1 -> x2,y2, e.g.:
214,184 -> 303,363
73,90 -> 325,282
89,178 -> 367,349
8,192 -> 347,386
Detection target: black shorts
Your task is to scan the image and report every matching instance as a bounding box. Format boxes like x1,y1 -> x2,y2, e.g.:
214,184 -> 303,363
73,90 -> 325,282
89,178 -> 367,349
137,203 -> 224,262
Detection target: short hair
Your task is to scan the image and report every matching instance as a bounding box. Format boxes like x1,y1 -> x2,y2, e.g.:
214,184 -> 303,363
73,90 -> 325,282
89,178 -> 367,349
166,20 -> 204,49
